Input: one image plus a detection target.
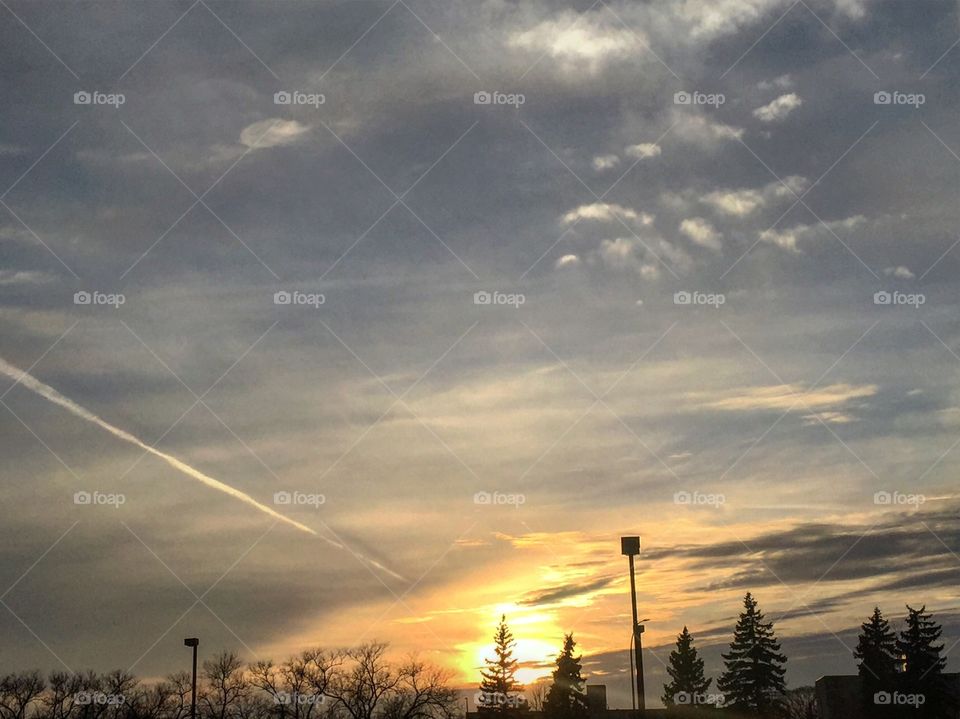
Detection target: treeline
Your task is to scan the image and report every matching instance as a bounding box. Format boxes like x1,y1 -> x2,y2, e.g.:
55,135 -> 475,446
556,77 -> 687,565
0,643 -> 460,719
662,594 -> 957,718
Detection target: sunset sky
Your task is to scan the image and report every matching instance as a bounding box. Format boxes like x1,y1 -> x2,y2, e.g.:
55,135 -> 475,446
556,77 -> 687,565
3,0 -> 960,709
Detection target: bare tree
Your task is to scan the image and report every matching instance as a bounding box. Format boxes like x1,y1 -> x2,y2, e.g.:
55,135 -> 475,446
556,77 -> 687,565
324,644 -> 400,719
0,671 -> 44,719
780,687 -> 819,719
250,650 -> 339,719
526,682 -> 548,713
378,659 -> 458,719
200,653 -> 249,719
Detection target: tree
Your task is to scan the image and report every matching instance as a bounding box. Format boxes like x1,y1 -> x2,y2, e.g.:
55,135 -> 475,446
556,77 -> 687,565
716,593 -> 787,717
478,616 -> 525,716
378,658 -> 459,719
661,627 -> 712,710
780,687 -> 818,719
200,652 -> 253,719
896,605 -> 954,719
853,607 -> 897,717
542,635 -> 587,719
0,671 -> 45,719
527,682 -> 548,712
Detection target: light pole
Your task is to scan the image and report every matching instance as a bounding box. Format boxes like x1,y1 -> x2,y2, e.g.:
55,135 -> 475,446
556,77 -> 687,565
620,537 -> 645,716
184,637 -> 199,719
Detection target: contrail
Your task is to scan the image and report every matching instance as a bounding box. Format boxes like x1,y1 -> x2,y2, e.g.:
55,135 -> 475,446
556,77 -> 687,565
0,356 -> 406,582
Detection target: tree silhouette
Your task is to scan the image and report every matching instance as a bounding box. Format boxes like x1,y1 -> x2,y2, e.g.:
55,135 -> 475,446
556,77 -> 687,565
661,626 -> 711,709
853,607 -> 897,717
896,605 -> 954,718
542,634 -> 587,719
716,593 -> 787,717
478,616 -> 525,716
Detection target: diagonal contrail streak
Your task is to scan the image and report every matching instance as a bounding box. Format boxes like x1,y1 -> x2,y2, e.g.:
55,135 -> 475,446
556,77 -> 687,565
0,356 -> 406,581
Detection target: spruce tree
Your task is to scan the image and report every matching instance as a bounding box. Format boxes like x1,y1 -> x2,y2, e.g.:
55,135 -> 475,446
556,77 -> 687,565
661,626 -> 712,708
716,593 -> 787,717
853,606 -> 897,715
542,634 -> 587,719
479,615 -> 525,716
896,605 -> 953,718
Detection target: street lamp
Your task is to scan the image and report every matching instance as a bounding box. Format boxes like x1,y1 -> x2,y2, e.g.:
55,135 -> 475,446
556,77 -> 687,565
620,537 -> 645,716
184,637 -> 199,719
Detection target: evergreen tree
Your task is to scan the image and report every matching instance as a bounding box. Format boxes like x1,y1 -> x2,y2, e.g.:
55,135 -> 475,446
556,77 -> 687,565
853,607 -> 897,716
896,605 -> 953,718
542,634 -> 587,719
716,593 -> 787,717
479,615 -> 525,716
661,627 -> 712,708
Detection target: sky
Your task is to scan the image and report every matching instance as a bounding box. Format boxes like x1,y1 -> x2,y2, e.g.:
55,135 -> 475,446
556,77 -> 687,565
2,0 -> 960,709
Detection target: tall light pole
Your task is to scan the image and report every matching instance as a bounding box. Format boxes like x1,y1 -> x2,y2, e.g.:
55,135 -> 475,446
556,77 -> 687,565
184,637 -> 199,719
620,537 -> 645,716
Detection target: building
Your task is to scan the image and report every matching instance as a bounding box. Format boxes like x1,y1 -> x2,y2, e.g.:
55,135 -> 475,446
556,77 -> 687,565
816,674 -> 960,718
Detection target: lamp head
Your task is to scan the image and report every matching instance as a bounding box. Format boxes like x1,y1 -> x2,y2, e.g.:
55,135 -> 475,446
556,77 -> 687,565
184,638 -> 199,647
620,536 -> 640,556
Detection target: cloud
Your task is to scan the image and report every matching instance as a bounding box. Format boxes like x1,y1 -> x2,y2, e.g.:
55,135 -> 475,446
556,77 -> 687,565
519,575 -> 618,606
592,154 -> 620,172
507,11 -> 639,71
555,254 -> 581,269
679,217 -> 723,251
673,113 -> 744,147
757,74 -> 793,91
702,176 -> 808,217
0,270 -> 54,285
597,238 -> 660,278
753,93 -> 803,122
239,119 -> 310,149
759,215 -> 865,251
625,143 -> 662,160
884,266 -> 915,279
693,382 -> 878,413
561,202 -> 654,226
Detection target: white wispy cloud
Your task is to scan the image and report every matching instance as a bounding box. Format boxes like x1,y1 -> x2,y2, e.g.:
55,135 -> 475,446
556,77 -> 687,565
561,202 -> 654,226
625,143 -> 662,159
592,154 -> 620,171
679,217 -> 723,251
240,119 -> 311,149
753,93 -> 803,122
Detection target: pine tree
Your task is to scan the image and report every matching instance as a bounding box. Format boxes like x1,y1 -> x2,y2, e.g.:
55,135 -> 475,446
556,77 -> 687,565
542,634 -> 587,719
661,626 -> 712,708
716,593 -> 787,717
853,607 -> 897,715
479,615 -> 525,716
896,605 -> 954,718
